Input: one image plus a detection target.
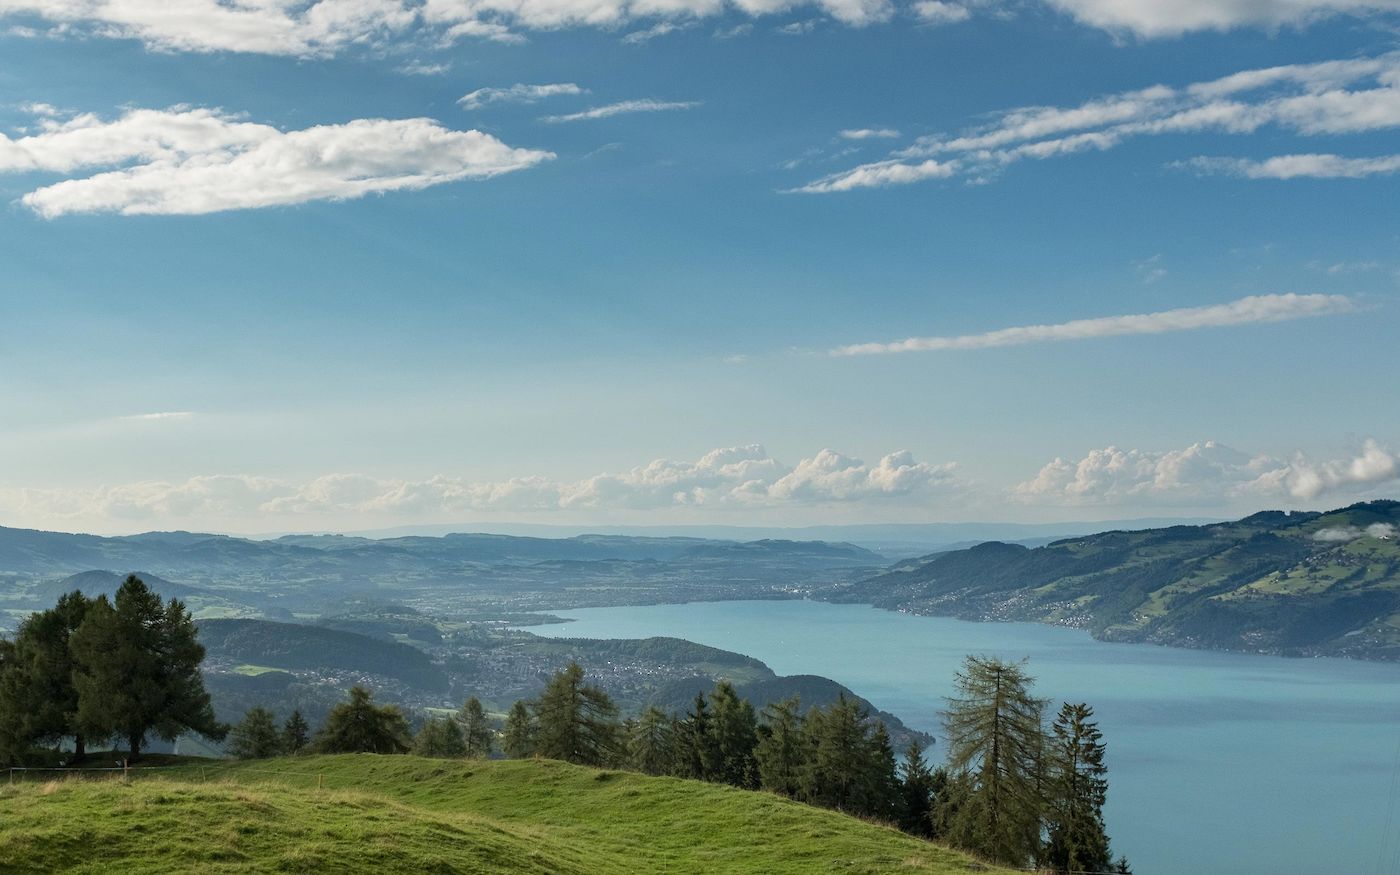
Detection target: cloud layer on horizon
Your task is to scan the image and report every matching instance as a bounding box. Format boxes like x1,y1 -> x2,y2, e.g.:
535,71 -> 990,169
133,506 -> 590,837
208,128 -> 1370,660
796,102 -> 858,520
0,105 -> 552,217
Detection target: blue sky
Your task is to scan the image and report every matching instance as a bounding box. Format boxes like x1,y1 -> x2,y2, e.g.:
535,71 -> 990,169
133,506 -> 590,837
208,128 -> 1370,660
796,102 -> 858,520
1,0 -> 1398,533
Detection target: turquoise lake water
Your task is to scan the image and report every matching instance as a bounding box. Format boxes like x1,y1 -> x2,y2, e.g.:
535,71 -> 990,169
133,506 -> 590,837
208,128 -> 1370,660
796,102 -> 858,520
524,599 -> 1400,875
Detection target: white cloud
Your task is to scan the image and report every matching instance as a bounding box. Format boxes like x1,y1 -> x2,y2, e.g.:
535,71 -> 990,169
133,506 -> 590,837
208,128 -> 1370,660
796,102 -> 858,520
621,20 -> 688,42
118,411 -> 195,422
1015,439 -> 1400,506
1313,522 -> 1398,541
0,105 -> 552,217
458,83 -> 586,110
832,293 -> 1354,356
912,0 -> 969,23
0,0 -> 418,55
839,128 -> 901,140
398,60 -> 451,76
1033,0 -> 1400,38
541,99 -> 700,123
1184,153 -> 1400,179
788,158 -> 955,192
802,52 -> 1400,192
5,445 -> 964,524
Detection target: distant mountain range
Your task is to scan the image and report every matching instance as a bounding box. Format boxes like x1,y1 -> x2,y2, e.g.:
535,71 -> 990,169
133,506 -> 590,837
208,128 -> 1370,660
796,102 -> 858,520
828,500 -> 1400,660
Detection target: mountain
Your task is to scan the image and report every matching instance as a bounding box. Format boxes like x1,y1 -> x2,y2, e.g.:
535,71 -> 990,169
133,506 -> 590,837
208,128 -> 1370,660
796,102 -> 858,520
0,756 -> 1009,874
830,500 -> 1400,660
32,569 -> 207,603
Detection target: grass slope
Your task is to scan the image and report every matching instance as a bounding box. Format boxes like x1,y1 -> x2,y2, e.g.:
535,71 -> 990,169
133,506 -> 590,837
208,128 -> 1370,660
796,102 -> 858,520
0,755 -> 1008,874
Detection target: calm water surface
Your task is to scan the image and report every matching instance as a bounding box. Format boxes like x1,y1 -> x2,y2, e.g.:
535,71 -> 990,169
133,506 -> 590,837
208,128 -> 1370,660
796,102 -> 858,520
523,599 -> 1400,875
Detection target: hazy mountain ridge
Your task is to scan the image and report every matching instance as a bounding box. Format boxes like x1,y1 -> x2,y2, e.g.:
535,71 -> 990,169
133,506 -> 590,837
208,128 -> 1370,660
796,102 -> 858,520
829,500 -> 1400,660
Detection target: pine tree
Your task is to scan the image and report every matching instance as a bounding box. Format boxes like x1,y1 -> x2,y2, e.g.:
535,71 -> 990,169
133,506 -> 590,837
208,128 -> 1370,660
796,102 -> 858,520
0,592 -> 95,761
1044,702 -> 1114,874
627,706 -> 675,775
458,696 -> 494,758
502,700 -> 535,758
532,663 -> 620,766
942,656 -> 1047,867
229,707 -> 283,759
866,722 -> 904,823
412,716 -> 467,758
314,686 -> 411,754
899,739 -> 936,837
755,696 -> 806,797
708,681 -> 759,788
282,710 -> 310,754
69,577 -> 225,761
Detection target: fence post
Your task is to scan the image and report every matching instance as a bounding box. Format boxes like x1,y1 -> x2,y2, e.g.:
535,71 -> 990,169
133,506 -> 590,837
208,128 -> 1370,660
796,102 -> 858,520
122,759 -> 129,784
317,773 -> 323,791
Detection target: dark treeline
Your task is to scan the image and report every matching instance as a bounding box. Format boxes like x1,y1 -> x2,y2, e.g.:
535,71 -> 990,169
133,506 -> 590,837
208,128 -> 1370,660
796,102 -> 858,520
0,576 -> 225,761
2,585 -> 1129,873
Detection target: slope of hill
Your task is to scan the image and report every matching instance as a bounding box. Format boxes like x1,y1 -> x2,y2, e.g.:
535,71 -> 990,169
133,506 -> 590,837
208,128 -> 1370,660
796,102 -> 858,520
0,755 -> 1008,874
831,500 -> 1400,660
32,569 -> 207,603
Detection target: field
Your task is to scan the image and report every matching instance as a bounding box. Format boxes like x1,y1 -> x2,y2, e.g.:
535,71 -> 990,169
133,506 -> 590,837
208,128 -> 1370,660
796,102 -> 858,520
0,755 -> 1009,874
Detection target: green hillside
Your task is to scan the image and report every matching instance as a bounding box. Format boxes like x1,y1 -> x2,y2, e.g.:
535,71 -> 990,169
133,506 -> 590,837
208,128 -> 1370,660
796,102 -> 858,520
831,500 -> 1400,660
0,755 -> 1008,874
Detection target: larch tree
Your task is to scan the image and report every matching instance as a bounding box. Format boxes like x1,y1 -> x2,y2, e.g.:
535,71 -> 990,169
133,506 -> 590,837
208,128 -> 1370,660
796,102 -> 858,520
531,662 -> 620,767
754,696 -> 806,797
708,681 -> 759,788
502,699 -> 535,758
627,705 -> 675,776
314,685 -> 411,754
458,696 -> 494,758
412,716 -> 467,758
941,655 -> 1047,867
229,706 -> 283,759
898,739 -> 937,838
282,710 -> 310,754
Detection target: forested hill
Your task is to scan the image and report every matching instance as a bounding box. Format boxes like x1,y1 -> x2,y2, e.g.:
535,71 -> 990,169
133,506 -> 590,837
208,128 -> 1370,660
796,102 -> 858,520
829,500 -> 1400,660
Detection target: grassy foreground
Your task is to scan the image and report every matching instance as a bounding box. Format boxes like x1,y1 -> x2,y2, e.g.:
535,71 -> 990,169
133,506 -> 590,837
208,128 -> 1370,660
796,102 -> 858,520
0,754 -> 1010,874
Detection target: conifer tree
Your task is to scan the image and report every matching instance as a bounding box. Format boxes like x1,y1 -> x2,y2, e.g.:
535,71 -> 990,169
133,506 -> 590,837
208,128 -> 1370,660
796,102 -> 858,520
755,696 -> 806,797
898,739 -> 936,837
314,686 -> 411,754
627,706 -> 675,775
282,710 -> 310,754
412,716 -> 467,758
0,592 -> 95,761
677,691 -> 720,781
458,696 -> 494,758
805,695 -> 877,814
1044,702 -> 1114,874
532,662 -> 620,766
942,655 -> 1047,867
69,577 -> 225,761
229,706 -> 283,759
708,681 -> 759,788
866,722 -> 904,823
502,699 -> 535,758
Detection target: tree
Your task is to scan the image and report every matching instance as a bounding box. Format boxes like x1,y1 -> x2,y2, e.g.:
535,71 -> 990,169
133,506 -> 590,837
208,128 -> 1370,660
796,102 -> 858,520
413,716 -> 466,758
282,710 -> 310,754
941,656 -> 1047,867
532,663 -> 620,766
458,696 -> 494,758
627,706 -> 675,775
69,577 -> 226,761
866,722 -> 904,823
708,681 -> 759,788
755,696 -> 806,797
0,592 -> 96,761
314,686 -> 411,754
1044,702 -> 1114,874
502,699 -> 535,758
676,691 -> 720,781
804,695 -> 880,815
899,740 -> 936,837
229,707 -> 283,759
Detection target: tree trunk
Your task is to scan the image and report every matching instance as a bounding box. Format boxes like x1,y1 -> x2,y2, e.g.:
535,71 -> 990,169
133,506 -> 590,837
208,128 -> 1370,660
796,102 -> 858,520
128,731 -> 142,762
73,734 -> 86,763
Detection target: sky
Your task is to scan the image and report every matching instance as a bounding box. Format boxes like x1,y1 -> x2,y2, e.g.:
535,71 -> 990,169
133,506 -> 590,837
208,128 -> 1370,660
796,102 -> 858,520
1,0 -> 1399,535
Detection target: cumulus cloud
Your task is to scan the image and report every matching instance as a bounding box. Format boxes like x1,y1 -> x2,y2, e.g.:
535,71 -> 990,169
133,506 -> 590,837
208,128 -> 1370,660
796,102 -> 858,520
458,83 -> 586,110
1033,0 -> 1400,38
540,99 -> 700,123
1312,522 -> 1398,542
0,105 -> 552,217
1015,439 -> 1400,505
5,445 -> 963,524
800,52 -> 1400,192
911,0 -> 970,23
832,293 -> 1354,356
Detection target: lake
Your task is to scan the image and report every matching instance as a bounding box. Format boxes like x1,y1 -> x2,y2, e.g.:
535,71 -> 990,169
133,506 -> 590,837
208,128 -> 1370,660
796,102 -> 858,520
523,598 -> 1400,875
